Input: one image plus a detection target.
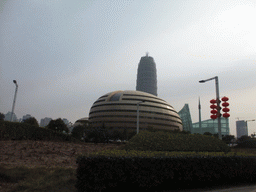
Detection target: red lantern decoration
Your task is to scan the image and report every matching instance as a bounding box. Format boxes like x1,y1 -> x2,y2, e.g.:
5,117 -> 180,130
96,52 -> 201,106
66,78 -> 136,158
221,96 -> 229,102
223,113 -> 230,118
211,109 -> 217,114
211,114 -> 217,119
222,102 -> 229,107
222,108 -> 230,112
210,104 -> 217,109
210,99 -> 216,104
221,96 -> 230,118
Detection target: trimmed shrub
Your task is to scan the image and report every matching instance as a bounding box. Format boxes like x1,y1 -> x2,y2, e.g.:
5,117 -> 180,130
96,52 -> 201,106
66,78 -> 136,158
0,121 -> 80,142
83,126 -> 136,143
235,139 -> 256,148
122,131 -> 231,152
76,154 -> 256,191
81,149 -> 256,158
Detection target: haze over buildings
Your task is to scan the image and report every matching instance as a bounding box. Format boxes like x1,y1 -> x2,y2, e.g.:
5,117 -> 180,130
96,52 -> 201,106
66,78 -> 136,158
1,0 -> 256,137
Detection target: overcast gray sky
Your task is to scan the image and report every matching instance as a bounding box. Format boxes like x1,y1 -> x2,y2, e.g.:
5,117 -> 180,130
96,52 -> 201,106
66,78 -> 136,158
1,0 -> 256,136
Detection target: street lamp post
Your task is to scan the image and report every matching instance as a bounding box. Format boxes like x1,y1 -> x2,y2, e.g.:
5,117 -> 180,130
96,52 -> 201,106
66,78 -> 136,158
136,101 -> 145,134
198,97 -> 202,134
246,119 -> 255,136
199,76 -> 222,140
10,80 -> 18,122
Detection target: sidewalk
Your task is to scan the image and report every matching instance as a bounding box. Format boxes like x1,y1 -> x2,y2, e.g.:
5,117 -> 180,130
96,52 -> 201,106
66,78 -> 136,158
204,184 -> 256,192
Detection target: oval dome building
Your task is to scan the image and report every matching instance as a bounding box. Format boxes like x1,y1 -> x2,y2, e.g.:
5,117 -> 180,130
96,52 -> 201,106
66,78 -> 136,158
89,90 -> 183,131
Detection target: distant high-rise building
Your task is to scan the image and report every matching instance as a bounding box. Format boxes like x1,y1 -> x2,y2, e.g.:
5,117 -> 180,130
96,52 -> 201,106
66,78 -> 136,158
62,118 -> 71,126
236,120 -> 248,138
40,117 -> 52,127
22,114 -> 32,121
4,111 -> 18,122
136,53 -> 157,96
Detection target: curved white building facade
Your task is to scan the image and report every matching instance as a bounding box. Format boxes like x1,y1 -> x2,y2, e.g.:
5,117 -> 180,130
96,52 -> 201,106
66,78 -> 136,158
89,90 -> 183,131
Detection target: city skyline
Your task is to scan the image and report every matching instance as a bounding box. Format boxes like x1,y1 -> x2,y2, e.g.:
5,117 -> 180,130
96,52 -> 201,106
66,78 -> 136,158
3,112 -> 70,127
1,0 -> 256,137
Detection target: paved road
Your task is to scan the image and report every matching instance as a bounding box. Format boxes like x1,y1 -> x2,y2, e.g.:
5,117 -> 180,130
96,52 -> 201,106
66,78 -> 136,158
164,184 -> 256,192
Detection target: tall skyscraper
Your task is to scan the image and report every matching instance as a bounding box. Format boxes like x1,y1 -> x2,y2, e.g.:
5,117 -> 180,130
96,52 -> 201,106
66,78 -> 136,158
136,53 -> 157,96
236,120 -> 248,138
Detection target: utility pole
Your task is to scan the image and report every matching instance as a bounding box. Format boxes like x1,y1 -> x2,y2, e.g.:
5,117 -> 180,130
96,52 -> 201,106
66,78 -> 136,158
198,97 -> 202,134
136,101 -> 145,134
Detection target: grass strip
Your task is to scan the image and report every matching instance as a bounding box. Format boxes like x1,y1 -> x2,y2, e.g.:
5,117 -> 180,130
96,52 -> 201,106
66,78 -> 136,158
0,166 -> 76,192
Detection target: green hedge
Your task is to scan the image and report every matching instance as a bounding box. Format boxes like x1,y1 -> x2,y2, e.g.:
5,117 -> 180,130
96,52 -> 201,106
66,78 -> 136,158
76,154 -> 256,191
122,131 -> 231,152
82,149 -> 256,158
235,140 -> 256,148
0,121 -> 80,142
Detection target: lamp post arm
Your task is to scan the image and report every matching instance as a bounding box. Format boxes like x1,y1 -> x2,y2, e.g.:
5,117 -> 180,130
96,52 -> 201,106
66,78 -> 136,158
205,76 -> 217,82
199,76 -> 217,83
